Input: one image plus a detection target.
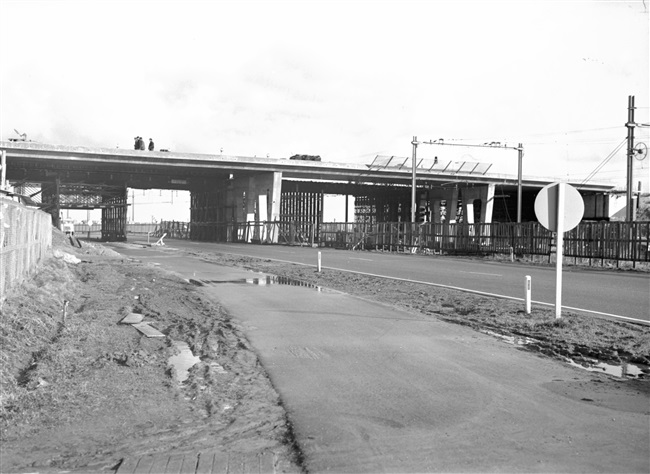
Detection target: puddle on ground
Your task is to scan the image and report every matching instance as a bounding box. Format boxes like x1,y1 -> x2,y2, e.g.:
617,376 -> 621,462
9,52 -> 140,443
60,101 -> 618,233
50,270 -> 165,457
482,329 -> 648,379
168,341 -> 201,383
564,358 -> 647,379
199,274 -> 334,292
481,329 -> 537,346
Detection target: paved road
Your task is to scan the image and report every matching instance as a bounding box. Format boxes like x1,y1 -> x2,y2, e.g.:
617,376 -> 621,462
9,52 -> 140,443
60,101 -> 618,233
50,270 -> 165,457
163,240 -> 650,322
108,244 -> 650,473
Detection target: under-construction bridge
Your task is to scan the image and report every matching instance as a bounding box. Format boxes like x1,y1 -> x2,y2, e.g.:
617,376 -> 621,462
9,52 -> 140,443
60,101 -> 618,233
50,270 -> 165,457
0,142 -> 616,242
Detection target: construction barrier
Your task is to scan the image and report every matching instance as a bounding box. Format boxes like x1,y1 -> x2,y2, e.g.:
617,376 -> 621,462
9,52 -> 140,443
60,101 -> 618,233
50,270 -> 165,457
0,197 -> 53,299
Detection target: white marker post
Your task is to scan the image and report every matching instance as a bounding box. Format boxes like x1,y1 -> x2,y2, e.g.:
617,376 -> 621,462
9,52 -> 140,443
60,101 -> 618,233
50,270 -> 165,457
317,251 -> 322,273
554,184 -> 564,319
525,276 -> 531,314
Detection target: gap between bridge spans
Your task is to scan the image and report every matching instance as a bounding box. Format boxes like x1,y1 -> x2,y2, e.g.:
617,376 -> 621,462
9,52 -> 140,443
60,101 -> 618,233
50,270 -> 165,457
206,250 -> 648,326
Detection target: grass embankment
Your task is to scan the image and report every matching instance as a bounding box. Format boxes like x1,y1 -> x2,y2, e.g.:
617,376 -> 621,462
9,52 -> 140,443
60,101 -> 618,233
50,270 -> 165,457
187,251 -> 650,369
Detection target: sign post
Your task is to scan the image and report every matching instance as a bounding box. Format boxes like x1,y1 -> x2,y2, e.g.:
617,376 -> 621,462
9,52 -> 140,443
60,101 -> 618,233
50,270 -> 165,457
534,182 -> 584,319
554,184 -> 565,319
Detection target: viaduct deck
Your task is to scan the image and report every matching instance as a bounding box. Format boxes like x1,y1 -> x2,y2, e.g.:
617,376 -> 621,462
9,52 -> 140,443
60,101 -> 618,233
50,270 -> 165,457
0,141 -> 613,194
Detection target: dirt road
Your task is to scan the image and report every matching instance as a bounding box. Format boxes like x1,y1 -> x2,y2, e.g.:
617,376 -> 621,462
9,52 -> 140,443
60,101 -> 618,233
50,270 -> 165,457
1,231 -> 648,473
115,245 -> 650,473
0,231 -> 302,473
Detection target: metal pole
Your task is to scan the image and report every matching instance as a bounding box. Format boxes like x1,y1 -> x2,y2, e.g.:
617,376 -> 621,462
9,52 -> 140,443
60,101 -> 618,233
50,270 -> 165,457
555,183 -> 565,319
411,136 -> 418,222
517,144 -> 523,223
626,95 -> 635,222
0,150 -> 6,191
54,177 -> 61,229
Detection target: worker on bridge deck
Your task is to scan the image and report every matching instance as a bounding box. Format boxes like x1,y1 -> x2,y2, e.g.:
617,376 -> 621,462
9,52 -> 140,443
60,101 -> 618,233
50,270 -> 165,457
134,136 -> 145,150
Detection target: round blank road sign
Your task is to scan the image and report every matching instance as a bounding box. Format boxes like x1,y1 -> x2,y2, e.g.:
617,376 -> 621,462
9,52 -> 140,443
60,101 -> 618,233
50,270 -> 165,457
534,182 -> 584,232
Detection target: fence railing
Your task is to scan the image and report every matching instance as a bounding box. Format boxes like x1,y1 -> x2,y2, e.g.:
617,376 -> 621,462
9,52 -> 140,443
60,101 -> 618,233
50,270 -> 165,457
157,220 -> 317,246
320,222 -> 554,255
153,220 -> 650,266
0,198 -> 53,298
72,223 -> 159,239
320,221 -> 650,265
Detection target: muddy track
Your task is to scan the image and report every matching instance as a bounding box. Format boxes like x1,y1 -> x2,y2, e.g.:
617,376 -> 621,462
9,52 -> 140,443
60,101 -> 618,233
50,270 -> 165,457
0,232 -> 302,473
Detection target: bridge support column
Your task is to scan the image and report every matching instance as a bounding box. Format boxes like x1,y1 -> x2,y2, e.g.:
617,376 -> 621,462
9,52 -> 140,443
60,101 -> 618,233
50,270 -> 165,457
229,172 -> 282,243
428,187 -> 459,223
460,184 -> 495,224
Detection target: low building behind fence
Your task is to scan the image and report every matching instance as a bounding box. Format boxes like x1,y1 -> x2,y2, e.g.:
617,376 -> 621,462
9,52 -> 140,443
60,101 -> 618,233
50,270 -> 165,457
0,197 -> 52,299
155,219 -> 650,266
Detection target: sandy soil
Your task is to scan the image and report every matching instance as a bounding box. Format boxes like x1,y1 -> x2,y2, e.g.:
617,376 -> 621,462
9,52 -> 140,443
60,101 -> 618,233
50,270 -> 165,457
1,229 -> 648,473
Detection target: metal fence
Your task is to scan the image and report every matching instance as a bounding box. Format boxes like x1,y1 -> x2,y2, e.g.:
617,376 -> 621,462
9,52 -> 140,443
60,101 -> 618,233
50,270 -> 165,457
320,221 -> 650,265
320,222 -> 552,255
0,198 -> 53,299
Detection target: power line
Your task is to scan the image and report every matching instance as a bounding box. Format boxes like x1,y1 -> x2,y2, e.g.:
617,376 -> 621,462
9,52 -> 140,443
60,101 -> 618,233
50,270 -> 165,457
572,168 -> 646,176
440,130 -> 648,147
447,126 -> 623,142
580,139 -> 627,185
524,139 -> 627,146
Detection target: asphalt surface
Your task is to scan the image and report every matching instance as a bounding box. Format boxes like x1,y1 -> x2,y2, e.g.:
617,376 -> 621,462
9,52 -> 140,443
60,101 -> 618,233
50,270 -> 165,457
109,243 -> 650,473
165,240 -> 649,322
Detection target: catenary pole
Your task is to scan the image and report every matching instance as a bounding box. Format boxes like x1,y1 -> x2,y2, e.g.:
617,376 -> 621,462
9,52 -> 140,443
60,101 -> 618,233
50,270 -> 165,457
419,139 -> 523,222
0,150 -> 6,191
626,95 -> 635,221
411,136 -> 418,222
517,143 -> 523,223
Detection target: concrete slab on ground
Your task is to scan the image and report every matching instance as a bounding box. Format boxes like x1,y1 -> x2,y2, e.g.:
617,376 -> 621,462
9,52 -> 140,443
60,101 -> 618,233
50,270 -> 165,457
116,451 -> 276,474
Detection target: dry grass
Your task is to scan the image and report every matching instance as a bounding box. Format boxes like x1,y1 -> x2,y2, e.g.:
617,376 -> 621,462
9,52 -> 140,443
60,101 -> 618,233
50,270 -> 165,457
0,256 -> 77,418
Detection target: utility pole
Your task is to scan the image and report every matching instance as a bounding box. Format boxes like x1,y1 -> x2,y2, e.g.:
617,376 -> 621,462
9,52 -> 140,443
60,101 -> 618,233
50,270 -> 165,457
411,136 -> 418,222
417,139 -> 524,222
0,150 -> 6,191
626,95 -> 636,222
517,143 -> 523,223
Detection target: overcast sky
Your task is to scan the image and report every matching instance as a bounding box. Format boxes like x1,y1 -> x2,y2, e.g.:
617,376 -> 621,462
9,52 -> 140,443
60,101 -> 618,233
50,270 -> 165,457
1,0 -> 648,188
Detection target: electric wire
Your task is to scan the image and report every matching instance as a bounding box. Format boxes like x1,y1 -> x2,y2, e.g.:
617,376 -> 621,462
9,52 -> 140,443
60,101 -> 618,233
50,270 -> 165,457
445,126 -> 623,144
580,139 -> 627,185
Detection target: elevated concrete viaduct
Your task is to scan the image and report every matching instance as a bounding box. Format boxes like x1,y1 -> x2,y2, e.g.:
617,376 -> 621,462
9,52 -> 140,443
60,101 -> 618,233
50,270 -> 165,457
0,142 -> 615,242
